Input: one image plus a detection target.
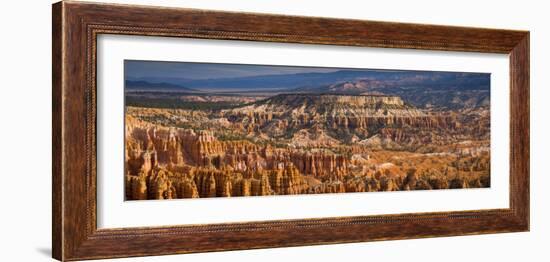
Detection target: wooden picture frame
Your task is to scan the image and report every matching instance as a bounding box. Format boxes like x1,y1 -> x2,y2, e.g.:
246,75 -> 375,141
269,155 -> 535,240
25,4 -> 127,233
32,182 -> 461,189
52,1 -> 529,261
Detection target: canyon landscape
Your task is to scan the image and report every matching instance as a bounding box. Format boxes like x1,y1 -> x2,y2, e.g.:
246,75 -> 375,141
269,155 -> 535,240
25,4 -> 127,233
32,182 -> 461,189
124,61 -> 491,200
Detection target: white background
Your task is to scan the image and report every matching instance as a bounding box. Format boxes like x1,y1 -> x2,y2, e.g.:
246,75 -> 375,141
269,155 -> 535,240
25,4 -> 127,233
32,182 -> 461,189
0,0 -> 547,261
98,35 -> 509,228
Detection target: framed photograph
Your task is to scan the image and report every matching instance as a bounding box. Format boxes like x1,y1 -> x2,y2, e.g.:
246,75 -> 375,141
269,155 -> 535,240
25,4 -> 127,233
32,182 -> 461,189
52,1 -> 529,261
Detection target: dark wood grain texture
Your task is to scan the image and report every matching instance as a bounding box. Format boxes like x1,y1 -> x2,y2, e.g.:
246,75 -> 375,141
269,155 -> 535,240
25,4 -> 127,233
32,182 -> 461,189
52,2 -> 63,260
52,1 -> 530,261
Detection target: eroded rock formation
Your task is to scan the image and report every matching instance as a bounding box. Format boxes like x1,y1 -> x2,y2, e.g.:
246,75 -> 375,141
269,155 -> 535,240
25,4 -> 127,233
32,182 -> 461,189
124,93 -> 490,200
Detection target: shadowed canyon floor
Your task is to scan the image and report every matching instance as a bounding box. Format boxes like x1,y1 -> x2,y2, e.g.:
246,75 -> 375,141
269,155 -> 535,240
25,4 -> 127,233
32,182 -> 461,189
125,93 -> 490,200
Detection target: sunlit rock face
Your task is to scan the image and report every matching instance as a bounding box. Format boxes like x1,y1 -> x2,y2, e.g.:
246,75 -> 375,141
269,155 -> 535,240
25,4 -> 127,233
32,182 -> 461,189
124,93 -> 490,200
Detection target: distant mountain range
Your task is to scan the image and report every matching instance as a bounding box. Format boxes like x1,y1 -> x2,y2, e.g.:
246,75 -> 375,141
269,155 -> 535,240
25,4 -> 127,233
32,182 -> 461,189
300,79 -> 490,109
125,80 -> 199,92
126,69 -> 490,109
127,69 -> 489,92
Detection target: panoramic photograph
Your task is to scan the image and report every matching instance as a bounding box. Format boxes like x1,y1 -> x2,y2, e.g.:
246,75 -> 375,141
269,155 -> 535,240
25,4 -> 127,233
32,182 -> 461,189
124,60 -> 491,201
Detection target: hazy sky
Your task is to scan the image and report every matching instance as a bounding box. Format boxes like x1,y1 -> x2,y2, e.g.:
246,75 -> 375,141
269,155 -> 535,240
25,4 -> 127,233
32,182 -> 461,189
125,60 -> 340,80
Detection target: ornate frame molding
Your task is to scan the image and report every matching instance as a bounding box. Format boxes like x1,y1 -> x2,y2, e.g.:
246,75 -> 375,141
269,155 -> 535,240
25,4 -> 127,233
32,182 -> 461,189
53,1 -> 529,261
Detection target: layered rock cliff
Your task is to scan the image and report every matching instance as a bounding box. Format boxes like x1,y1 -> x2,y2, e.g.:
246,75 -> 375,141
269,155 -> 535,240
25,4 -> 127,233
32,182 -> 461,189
221,94 -> 473,148
124,93 -> 490,200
